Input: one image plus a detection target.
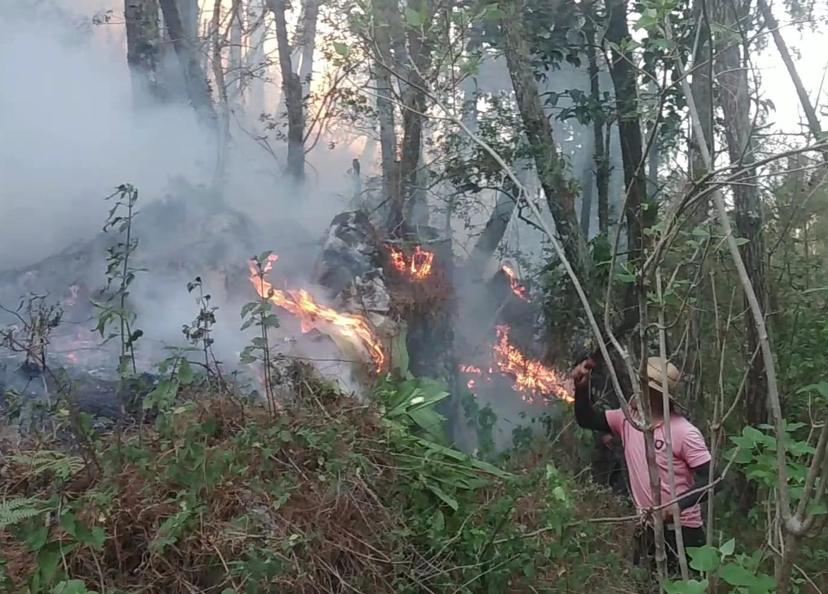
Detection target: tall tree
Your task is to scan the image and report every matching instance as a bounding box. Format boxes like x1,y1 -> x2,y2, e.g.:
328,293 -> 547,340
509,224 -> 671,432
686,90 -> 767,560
604,0 -> 652,264
689,0 -> 714,183
267,0 -> 306,181
581,0 -> 610,235
124,0 -> 163,104
713,0 -> 770,465
756,0 -> 826,160
370,0 -> 401,215
159,0 -> 217,126
293,0 -> 319,94
499,0 -> 591,281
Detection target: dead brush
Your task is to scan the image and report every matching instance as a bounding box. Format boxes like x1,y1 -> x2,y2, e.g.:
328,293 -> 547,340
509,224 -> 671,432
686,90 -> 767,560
0,388 -> 464,593
0,377 -> 637,594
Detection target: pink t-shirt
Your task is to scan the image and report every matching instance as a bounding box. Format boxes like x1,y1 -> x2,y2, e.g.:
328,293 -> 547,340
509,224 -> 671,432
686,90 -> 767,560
605,409 -> 711,528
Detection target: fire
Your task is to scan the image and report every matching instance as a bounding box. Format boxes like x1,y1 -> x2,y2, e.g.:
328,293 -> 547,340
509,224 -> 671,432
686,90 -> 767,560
458,327 -> 573,403
501,264 -> 529,301
248,255 -> 385,373
388,245 -> 435,281
494,326 -> 573,403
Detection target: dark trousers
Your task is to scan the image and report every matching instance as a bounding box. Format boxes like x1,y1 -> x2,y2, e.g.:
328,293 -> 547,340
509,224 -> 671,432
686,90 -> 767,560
634,523 -> 706,578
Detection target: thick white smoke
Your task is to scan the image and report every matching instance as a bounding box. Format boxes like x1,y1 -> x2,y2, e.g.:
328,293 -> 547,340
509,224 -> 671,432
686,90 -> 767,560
0,0 -> 364,393
0,1 -> 216,270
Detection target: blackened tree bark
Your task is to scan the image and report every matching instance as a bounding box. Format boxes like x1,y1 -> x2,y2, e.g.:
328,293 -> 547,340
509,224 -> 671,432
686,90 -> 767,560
159,0 -> 217,126
124,0 -> 163,104
267,0 -> 305,181
713,0 -> 770,507
500,0 -> 591,280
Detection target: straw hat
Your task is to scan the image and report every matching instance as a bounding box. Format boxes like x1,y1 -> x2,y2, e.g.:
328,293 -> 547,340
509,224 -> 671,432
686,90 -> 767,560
646,357 -> 681,396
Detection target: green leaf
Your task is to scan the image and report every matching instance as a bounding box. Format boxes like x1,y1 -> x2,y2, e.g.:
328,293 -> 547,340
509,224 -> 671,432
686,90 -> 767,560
404,6 -> 423,26
391,327 -> 409,376
332,41 -> 350,57
38,541 -> 79,584
686,545 -> 720,572
240,302 -> 258,319
431,509 -> 445,533
734,237 -> 750,246
719,562 -> 757,586
143,379 -> 179,410
797,381 -> 828,399
480,3 -> 504,20
719,538 -> 735,557
427,484 -> 459,511
664,579 -> 708,594
26,525 -> 50,551
178,359 -> 194,386
52,579 -> 99,594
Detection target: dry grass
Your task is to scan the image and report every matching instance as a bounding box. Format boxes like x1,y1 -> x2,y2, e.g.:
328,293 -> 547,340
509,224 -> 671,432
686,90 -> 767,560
0,386 -> 638,594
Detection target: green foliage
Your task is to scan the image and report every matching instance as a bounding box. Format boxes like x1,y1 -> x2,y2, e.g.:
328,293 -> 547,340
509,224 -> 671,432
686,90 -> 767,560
0,497 -> 49,530
91,183 -> 143,378
729,422 -> 823,516
373,372 -> 451,443
666,539 -> 775,594
10,450 -> 85,483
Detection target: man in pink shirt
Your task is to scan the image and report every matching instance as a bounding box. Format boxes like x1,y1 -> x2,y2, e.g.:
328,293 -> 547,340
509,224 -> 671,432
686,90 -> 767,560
572,355 -> 712,575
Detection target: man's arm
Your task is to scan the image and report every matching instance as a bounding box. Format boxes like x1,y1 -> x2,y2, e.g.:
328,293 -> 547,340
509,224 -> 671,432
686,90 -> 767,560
677,461 -> 712,510
572,359 -> 611,433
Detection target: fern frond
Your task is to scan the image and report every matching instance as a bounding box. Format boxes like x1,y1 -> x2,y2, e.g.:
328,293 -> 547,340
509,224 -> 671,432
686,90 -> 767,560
11,449 -> 84,481
0,496 -> 45,530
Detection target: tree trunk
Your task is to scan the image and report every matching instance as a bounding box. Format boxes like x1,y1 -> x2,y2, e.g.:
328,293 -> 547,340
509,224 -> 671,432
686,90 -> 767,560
500,0 -> 590,280
229,2 -> 243,99
372,0 -> 400,217
582,0 -> 609,236
756,0 -> 827,173
177,0 -> 198,40
466,182 -> 518,277
604,0 -> 652,331
713,0 -> 770,509
398,0 -> 434,231
124,0 -> 164,104
292,0 -> 319,94
159,0 -> 217,126
689,0 -> 714,183
267,0 -> 305,181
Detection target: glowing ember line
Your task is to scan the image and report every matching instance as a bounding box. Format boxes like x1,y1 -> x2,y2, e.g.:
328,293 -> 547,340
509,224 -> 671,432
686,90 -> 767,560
501,264 -> 529,301
493,326 -> 572,403
248,255 -> 385,372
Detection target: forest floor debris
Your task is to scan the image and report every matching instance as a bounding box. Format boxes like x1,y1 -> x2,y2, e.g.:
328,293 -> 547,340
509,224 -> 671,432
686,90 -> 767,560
0,380 -> 638,594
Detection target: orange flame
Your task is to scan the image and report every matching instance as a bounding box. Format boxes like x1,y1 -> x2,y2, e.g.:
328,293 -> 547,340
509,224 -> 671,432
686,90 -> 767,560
388,245 -> 435,281
501,265 -> 529,301
493,325 -> 573,403
389,247 -> 407,273
248,255 -> 385,372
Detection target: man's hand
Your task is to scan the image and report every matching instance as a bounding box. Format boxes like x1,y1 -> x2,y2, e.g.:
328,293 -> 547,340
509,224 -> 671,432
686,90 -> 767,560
571,357 -> 596,387
661,507 -> 674,522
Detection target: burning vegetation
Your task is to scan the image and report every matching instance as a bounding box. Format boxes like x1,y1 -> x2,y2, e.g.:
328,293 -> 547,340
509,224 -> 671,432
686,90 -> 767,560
387,245 -> 436,281
501,264 -> 529,302
459,326 -> 573,404
247,254 -> 386,373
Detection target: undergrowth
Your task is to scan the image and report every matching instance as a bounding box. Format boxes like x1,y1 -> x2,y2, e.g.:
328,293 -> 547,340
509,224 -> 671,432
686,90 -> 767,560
0,376 -> 634,594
